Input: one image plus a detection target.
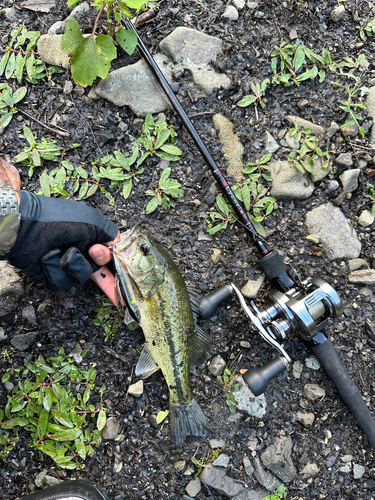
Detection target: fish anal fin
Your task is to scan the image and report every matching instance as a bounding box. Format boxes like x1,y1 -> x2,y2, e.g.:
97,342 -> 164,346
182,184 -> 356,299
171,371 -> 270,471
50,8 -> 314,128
189,325 -> 211,369
135,344 -> 160,379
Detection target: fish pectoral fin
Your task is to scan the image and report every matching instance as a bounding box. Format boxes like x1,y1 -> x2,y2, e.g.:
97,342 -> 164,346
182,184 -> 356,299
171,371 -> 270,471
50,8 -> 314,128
187,286 -> 200,317
189,325 -> 211,370
135,344 -> 160,379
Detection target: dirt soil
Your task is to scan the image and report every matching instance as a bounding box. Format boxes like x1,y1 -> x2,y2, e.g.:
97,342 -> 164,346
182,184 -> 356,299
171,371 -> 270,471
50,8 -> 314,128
1,0 -> 375,499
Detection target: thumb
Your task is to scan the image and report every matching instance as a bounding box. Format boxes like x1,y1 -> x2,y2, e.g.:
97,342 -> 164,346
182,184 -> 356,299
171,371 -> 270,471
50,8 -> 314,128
89,244 -> 112,267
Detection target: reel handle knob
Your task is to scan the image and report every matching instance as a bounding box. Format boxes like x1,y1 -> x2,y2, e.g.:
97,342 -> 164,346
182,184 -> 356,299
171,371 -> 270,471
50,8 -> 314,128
198,285 -> 233,319
242,357 -> 288,396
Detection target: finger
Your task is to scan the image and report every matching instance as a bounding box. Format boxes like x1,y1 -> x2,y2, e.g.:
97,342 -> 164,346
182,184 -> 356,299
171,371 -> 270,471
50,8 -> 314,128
91,265 -> 117,305
104,231 -> 121,246
89,244 -> 113,266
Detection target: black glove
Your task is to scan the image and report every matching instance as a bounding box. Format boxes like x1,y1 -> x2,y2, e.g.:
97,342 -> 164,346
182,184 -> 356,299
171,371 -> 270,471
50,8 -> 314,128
3,191 -> 118,291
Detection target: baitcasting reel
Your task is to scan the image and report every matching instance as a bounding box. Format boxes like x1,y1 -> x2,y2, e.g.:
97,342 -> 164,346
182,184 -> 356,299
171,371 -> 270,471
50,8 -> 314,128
199,277 -> 343,396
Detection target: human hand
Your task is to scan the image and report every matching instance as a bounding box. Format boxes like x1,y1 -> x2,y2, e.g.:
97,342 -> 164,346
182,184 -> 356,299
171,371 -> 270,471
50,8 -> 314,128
5,190 -> 119,292
89,244 -> 118,305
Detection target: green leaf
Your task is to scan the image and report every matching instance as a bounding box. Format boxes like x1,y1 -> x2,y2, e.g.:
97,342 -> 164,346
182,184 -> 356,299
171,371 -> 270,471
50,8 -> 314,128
23,125 -> 35,146
237,95 -> 257,107
86,183 -> 98,198
116,28 -> 138,56
97,410 -> 106,431
37,407 -> 49,439
0,52 -> 10,76
242,184 -> 251,211
49,429 -> 82,441
207,221 -> 227,235
216,195 -> 229,215
160,144 -> 182,156
2,371 -> 11,383
5,52 -> 16,79
145,196 -> 160,214
32,148 -> 41,167
159,167 -> 171,186
293,46 -> 306,72
62,19 -> 116,87
1,417 -> 28,429
13,86 -> 27,104
0,112 -> 13,129
122,178 -> 132,199
259,153 -> 272,164
125,0 -> 147,8
154,128 -> 171,149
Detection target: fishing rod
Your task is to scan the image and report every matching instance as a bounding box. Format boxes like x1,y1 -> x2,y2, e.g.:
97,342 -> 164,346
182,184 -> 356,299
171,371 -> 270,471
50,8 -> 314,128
124,19 -> 375,449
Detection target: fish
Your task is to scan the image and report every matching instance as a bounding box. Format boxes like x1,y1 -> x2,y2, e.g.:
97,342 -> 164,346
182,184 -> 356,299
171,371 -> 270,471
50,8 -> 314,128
112,224 -> 211,445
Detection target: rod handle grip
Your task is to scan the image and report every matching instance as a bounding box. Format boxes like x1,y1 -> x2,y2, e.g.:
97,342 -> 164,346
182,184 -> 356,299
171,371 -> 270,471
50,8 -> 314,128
310,334 -> 375,449
198,285 -> 233,319
242,357 -> 288,396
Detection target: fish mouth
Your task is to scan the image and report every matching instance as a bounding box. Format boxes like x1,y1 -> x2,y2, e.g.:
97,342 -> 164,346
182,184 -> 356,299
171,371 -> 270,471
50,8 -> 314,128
114,223 -> 140,260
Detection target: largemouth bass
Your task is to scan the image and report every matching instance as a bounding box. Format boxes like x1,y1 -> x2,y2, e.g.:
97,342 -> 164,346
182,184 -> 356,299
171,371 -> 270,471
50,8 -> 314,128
112,224 -> 211,445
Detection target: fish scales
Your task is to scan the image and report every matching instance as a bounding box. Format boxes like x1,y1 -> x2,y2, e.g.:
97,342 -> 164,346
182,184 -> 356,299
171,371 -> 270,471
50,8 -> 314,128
112,225 -> 211,444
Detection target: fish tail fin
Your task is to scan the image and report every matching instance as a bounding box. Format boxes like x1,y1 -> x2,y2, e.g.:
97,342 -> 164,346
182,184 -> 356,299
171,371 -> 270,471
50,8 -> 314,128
169,398 -> 211,445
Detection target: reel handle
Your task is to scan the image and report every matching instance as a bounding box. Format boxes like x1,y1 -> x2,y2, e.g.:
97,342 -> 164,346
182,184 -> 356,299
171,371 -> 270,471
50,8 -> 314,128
242,357 -> 288,396
308,332 -> 375,449
198,285 -> 233,319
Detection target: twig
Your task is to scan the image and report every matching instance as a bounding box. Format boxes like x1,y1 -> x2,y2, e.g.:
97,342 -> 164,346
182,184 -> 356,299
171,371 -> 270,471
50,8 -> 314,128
189,111 -> 216,118
17,109 -> 70,137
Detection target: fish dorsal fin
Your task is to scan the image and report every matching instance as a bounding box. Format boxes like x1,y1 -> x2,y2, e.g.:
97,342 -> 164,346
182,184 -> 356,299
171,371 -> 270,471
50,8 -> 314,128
189,325 -> 211,370
135,344 -> 160,379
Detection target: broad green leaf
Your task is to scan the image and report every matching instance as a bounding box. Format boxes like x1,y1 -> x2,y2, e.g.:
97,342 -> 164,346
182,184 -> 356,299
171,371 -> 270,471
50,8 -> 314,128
40,172 -> 51,197
237,95 -> 257,107
0,52 -> 10,76
2,371 -> 11,383
87,183 -> 98,198
293,46 -> 305,72
23,125 -> 35,146
341,120 -> 356,128
37,407 -> 49,439
122,178 -> 132,199
49,429 -> 82,441
116,28 -> 138,56
207,221 -> 227,235
83,387 -> 91,404
159,167 -> 171,186
14,53 -> 26,84
242,184 -> 251,211
10,400 -> 27,413
0,112 -> 12,128
62,19 -> 116,87
155,128 -> 171,149
97,410 -> 106,431
13,86 -> 27,103
0,417 -> 28,429
216,195 -> 229,215
259,153 -> 272,164
43,387 -> 55,412
160,144 -> 182,156
126,0 -> 148,8
32,148 -> 41,167
5,52 -> 16,79
53,411 -> 74,428
78,181 -> 89,199
145,196 -> 160,214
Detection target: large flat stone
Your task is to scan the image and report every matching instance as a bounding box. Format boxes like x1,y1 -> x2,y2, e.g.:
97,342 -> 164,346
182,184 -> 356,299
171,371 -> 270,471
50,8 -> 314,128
304,203 -> 361,260
213,114 -> 244,181
270,160 -> 314,200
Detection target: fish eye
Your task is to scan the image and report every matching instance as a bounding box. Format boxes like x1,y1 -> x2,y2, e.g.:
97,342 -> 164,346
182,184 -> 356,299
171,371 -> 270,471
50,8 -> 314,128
140,244 -> 150,256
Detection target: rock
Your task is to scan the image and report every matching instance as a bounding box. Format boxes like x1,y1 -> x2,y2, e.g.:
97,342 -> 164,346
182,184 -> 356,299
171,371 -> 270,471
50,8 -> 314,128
296,412 -> 315,427
35,470 -> 47,488
310,158 -> 330,183
186,478 -> 201,497
293,360 -> 303,379
264,131 -> 280,153
0,327 -> 7,341
326,121 -> 340,138
306,234 -> 320,244
303,384 -> 326,401
66,1 -> 90,21
4,381 -> 14,391
240,341 -> 251,348
261,436 -> 297,483
232,376 -> 267,418
128,380 -> 144,397
48,21 -> 66,36
37,35 -> 71,69
89,54 -> 172,117
241,275 -> 265,299
0,261 -> 25,316
297,99 -> 308,110
270,160 -> 314,200
247,1 -> 259,9
353,463 -> 365,479
358,210 -> 375,227
3,7 -> 19,21
233,0 -> 246,10
335,153 -> 353,168
304,203 -> 361,260
211,248 -> 222,264
212,454 -> 230,467
348,269 -> 375,285
300,463 -> 319,478
325,179 -> 340,194
22,305 -> 38,326
174,460 -> 186,473
285,116 -> 324,136
339,463 -> 352,473
253,457 -> 281,491
305,356 -> 321,370
285,132 -> 300,150
44,476 -> 63,487
234,489 -> 269,500
348,258 -> 368,271
208,355 -> 226,376
10,333 -> 38,351
341,120 -> 359,138
102,417 -> 120,440
200,465 -> 244,497
326,451 -> 340,468
222,5 -> 239,20
213,114 -> 244,181
198,230 -> 212,241
243,457 -> 254,477
366,86 -> 375,147
330,5 -> 346,22
160,27 -> 230,95
209,438 -> 226,449
339,169 -> 360,193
